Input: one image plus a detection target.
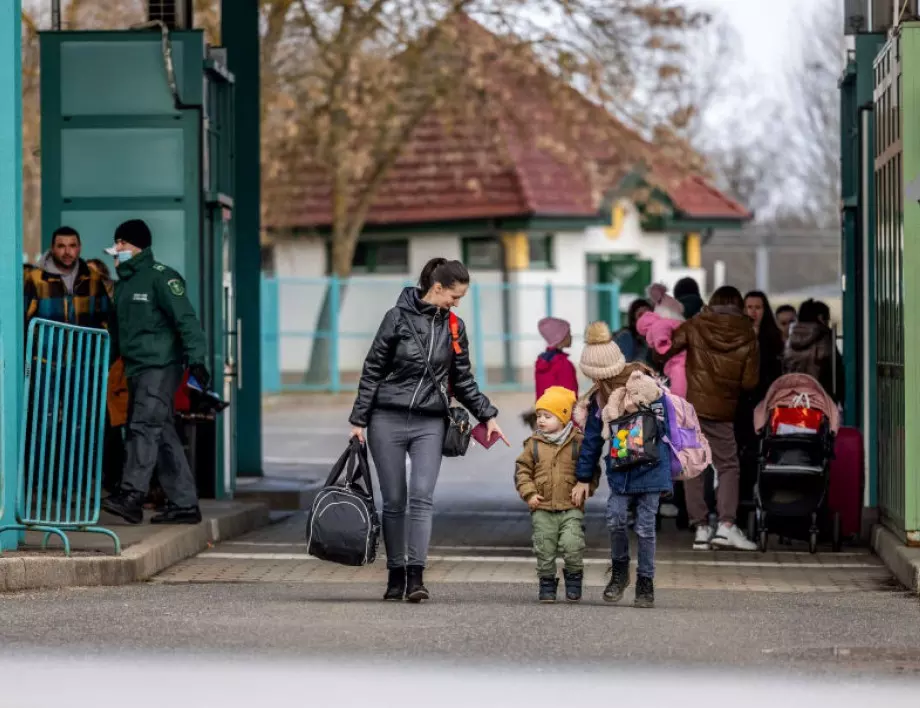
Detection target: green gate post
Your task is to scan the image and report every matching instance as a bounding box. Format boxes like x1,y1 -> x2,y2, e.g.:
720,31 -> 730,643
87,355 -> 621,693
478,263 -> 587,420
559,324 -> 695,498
840,55 -> 860,428
851,33 -> 887,511
0,0 -> 24,547
900,24 -> 920,540
222,0 -> 263,477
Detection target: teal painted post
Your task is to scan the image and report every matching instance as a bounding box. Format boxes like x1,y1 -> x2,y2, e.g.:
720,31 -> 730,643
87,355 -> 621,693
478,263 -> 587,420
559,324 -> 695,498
471,283 -> 487,386
840,60 -> 860,428
544,283 -> 553,317
608,283 -> 621,332
855,33 -> 886,508
223,0 -> 263,477
260,276 -> 281,394
329,276 -> 341,393
0,0 -> 23,546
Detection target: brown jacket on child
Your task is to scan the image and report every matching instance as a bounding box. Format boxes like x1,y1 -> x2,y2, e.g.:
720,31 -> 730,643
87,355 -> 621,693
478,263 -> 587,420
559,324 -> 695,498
515,428 -> 599,511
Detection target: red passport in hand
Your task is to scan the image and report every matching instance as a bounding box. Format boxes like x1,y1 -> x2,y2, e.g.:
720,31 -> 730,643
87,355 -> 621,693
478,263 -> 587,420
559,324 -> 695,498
471,423 -> 500,449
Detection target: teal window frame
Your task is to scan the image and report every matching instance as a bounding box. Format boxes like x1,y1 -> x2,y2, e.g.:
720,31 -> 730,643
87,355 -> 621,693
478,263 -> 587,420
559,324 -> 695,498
667,234 -> 687,268
461,235 -> 502,270
326,239 -> 410,274
528,232 -> 554,269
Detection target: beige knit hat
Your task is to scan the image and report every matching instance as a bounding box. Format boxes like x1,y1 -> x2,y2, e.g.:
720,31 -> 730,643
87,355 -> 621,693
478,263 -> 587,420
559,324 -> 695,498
579,321 -> 626,381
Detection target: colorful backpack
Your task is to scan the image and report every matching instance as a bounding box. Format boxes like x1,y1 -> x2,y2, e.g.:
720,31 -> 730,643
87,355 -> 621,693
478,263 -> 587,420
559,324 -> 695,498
659,388 -> 711,480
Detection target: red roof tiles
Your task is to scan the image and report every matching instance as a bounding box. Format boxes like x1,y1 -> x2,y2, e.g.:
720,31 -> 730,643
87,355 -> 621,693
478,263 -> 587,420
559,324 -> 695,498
267,19 -> 750,231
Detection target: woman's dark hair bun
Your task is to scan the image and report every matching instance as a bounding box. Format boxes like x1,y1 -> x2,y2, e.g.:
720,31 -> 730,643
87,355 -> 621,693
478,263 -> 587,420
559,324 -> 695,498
419,258 -> 470,292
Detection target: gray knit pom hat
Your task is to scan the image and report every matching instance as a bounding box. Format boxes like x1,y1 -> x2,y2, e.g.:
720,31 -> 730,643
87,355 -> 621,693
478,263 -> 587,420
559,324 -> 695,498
579,321 -> 626,381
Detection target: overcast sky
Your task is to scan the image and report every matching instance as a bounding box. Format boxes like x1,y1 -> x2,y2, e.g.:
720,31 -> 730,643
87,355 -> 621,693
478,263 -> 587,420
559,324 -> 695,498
691,0 -> 806,99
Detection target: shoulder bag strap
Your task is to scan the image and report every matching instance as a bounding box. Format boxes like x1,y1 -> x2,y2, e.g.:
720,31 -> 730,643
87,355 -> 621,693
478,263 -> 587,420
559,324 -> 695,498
398,310 -> 451,416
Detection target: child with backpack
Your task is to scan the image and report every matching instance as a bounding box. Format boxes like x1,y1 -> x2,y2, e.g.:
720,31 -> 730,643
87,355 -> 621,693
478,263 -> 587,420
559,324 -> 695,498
572,321 -> 703,608
515,386 -> 598,603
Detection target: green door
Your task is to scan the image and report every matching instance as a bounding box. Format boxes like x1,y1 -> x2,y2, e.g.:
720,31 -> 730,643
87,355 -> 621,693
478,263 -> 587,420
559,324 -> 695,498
594,254 -> 652,327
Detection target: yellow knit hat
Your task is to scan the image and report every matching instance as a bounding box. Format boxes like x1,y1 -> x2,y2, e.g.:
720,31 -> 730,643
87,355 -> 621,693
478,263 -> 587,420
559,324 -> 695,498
535,386 -> 577,425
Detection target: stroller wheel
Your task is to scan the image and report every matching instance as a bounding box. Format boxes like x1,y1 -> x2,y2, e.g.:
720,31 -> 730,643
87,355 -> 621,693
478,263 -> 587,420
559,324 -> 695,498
831,512 -> 842,553
759,529 -> 768,553
747,510 -> 757,542
808,530 -> 818,554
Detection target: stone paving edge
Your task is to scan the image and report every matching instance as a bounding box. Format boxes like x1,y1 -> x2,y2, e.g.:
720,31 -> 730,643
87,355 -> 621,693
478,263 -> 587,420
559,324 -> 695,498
871,524 -> 920,595
0,502 -> 271,593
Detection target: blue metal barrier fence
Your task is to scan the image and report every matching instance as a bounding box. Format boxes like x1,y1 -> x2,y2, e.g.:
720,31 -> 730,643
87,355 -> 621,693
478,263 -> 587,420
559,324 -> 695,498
261,276 -> 621,395
0,319 -> 118,555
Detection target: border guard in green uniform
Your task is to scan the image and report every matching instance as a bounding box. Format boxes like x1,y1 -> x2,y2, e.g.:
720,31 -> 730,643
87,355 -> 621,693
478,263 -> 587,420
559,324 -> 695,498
101,219 -> 210,525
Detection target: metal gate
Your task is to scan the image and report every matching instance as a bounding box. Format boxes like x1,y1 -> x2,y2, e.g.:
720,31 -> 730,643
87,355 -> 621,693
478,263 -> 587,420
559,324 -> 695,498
873,37 -> 905,533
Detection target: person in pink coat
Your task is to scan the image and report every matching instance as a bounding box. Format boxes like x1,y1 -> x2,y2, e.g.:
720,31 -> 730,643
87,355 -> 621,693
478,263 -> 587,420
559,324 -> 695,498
636,284 -> 688,397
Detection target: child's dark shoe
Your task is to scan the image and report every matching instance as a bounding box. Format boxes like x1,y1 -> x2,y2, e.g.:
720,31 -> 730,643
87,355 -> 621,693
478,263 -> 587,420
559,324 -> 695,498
603,561 -> 630,603
538,576 -> 558,603
634,576 -> 655,608
563,570 -> 583,602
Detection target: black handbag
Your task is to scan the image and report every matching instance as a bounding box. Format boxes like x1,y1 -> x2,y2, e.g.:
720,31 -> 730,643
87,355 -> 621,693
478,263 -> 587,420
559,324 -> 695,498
305,439 -> 381,566
399,312 -> 472,458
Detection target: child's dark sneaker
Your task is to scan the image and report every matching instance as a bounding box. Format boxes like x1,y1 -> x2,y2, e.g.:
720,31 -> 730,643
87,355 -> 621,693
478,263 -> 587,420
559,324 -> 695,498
634,576 -> 655,608
562,570 -> 583,602
603,561 -> 630,603
538,576 -> 558,603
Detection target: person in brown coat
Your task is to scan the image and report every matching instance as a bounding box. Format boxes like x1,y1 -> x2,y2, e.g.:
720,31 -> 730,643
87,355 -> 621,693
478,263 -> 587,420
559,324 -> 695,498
669,285 -> 759,551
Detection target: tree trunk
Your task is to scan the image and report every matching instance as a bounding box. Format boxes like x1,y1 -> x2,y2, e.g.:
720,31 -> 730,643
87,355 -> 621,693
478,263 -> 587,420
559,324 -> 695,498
302,278 -> 350,387
302,216 -> 358,388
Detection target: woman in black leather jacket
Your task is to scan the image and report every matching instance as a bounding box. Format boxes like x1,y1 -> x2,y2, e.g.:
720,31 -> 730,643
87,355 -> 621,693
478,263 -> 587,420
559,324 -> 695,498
349,258 -> 505,603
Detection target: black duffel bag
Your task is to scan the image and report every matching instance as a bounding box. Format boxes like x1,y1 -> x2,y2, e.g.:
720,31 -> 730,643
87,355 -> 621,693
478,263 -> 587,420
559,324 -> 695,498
305,439 -> 380,566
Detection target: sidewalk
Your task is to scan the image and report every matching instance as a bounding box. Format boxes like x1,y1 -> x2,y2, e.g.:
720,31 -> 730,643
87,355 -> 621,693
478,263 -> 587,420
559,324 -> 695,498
0,500 -> 269,593
871,524 -> 920,595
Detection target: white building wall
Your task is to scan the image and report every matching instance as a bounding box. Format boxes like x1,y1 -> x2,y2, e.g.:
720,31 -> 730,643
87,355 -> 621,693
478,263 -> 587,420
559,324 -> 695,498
270,209 -> 706,380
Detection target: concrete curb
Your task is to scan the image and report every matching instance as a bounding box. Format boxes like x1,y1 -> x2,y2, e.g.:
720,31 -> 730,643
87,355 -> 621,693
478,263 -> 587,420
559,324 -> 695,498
871,524 -> 920,594
235,479 -> 323,511
0,502 -> 270,593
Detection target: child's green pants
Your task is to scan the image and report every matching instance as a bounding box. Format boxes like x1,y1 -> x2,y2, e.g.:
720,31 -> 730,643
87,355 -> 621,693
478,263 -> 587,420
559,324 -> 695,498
531,508 -> 586,577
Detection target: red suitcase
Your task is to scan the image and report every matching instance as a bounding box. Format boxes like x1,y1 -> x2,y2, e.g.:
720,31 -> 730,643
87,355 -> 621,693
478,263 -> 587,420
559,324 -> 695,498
828,426 -> 863,539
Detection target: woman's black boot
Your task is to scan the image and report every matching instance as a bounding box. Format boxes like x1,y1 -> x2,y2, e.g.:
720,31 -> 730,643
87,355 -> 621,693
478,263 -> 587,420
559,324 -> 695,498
406,565 -> 430,603
383,567 -> 406,601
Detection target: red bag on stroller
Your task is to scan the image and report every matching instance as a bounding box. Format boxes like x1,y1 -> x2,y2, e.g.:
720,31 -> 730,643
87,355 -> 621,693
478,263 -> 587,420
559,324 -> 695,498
770,407 -> 824,435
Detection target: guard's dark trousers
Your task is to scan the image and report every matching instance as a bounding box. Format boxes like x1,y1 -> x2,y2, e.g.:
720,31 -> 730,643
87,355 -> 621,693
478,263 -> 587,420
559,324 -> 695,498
121,364 -> 198,508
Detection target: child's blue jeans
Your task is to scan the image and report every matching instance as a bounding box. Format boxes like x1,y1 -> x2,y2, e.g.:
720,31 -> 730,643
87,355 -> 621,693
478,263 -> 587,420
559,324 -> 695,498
607,491 -> 660,579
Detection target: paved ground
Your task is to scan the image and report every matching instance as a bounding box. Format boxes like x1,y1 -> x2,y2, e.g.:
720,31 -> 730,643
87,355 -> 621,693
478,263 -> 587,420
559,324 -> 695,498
4,395 -> 920,678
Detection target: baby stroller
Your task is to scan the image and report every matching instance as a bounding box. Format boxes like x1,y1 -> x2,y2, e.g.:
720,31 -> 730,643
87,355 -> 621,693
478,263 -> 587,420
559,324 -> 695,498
749,375 -> 842,554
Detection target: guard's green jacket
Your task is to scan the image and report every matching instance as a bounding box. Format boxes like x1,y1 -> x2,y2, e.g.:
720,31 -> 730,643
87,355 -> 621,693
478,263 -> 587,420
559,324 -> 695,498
112,248 -> 208,378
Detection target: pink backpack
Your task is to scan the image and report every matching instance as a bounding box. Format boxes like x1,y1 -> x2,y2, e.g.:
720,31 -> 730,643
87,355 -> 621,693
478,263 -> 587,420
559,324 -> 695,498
660,388 -> 711,481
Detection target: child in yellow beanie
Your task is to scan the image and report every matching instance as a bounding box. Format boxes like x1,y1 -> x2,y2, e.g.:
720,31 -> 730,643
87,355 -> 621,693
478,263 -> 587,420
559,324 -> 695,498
515,386 -> 599,603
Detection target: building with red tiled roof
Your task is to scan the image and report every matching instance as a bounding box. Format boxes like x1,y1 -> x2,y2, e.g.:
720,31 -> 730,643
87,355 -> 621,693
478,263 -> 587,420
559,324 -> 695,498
263,17 -> 752,387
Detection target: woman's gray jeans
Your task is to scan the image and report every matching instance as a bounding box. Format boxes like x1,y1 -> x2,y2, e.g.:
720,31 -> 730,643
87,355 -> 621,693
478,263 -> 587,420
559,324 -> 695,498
367,409 -> 445,569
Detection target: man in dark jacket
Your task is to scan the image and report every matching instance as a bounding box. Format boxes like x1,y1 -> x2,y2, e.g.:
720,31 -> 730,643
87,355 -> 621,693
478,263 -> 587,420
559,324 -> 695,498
783,299 -> 844,404
673,276 -> 705,319
101,219 -> 210,525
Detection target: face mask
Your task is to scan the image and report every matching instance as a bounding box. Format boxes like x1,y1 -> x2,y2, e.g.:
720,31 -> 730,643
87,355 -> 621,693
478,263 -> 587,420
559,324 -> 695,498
116,251 -> 133,264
